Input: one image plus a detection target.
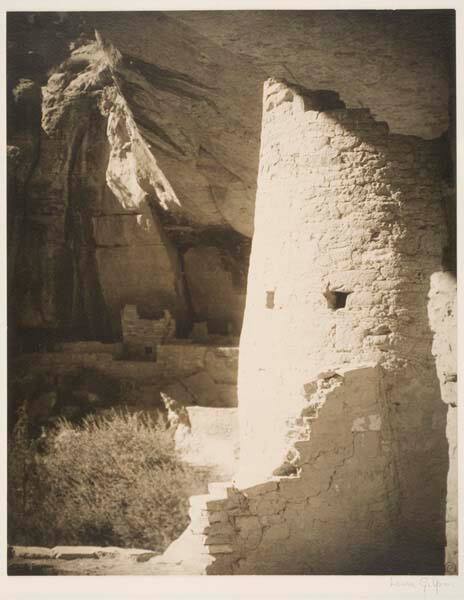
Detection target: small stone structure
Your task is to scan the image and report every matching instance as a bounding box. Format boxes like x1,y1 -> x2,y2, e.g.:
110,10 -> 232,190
120,305 -> 175,360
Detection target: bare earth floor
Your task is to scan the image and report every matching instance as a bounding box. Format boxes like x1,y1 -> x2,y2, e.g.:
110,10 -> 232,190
8,557 -> 198,576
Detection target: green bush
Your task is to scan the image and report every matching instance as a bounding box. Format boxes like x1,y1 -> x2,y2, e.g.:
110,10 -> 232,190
8,408 -> 199,552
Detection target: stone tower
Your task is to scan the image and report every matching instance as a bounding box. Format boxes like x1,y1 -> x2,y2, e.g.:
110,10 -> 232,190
154,78 -> 455,575
235,79 -> 451,572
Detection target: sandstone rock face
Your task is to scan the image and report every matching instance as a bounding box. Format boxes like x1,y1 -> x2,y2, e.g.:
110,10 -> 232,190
10,38 -> 190,340
7,14 -> 254,344
172,10 -> 452,140
87,12 -> 263,237
183,246 -> 247,335
7,11 -> 453,346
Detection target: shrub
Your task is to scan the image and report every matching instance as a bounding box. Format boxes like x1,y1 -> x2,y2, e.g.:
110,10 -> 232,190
8,408 -> 200,552
8,404 -> 47,546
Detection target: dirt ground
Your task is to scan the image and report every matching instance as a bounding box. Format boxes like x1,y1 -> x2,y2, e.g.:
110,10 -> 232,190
8,556 -> 201,576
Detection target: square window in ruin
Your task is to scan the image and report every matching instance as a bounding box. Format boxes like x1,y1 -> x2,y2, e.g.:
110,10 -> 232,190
324,290 -> 351,310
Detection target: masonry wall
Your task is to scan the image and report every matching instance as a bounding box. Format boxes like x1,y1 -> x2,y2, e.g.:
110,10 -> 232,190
10,343 -> 238,420
230,79 -> 453,573
187,366 -> 397,574
121,305 -> 175,358
428,271 -> 458,572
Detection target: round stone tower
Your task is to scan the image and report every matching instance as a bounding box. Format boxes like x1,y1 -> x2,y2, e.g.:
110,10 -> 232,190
237,79 -> 450,572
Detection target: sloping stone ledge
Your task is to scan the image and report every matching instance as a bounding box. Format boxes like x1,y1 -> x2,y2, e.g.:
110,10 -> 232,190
9,545 -> 157,562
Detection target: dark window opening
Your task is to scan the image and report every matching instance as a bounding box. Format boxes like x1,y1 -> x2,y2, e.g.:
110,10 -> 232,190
324,290 -> 351,310
145,346 -> 153,355
266,290 -> 275,309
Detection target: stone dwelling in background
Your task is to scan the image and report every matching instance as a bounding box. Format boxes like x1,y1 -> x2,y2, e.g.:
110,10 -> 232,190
121,305 -> 176,360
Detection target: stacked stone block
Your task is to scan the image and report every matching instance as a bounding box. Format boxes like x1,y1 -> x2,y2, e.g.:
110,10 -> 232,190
156,344 -> 208,376
177,365 -> 397,574
121,305 -> 175,359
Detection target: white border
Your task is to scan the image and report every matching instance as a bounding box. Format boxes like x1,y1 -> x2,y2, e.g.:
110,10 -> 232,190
1,2 -> 462,599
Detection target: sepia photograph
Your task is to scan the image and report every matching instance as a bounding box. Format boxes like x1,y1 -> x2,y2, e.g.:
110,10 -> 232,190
3,2 -> 459,588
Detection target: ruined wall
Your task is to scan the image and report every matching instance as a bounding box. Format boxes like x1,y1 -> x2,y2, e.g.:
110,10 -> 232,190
182,366 -> 397,574
160,345 -> 239,479
54,341 -> 123,356
11,344 -> 238,396
230,80 -> 452,573
10,341 -> 240,482
171,407 -> 239,482
10,343 -> 238,431
121,305 -> 175,358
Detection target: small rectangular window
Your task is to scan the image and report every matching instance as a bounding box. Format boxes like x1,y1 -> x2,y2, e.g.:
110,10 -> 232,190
266,291 -> 275,309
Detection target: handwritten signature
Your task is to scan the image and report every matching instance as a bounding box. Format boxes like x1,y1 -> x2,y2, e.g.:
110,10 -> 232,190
390,576 -> 453,595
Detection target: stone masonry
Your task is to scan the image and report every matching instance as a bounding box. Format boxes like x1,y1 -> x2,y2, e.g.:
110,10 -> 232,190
121,305 -> 175,359
160,79 -> 456,575
156,365 -> 396,574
